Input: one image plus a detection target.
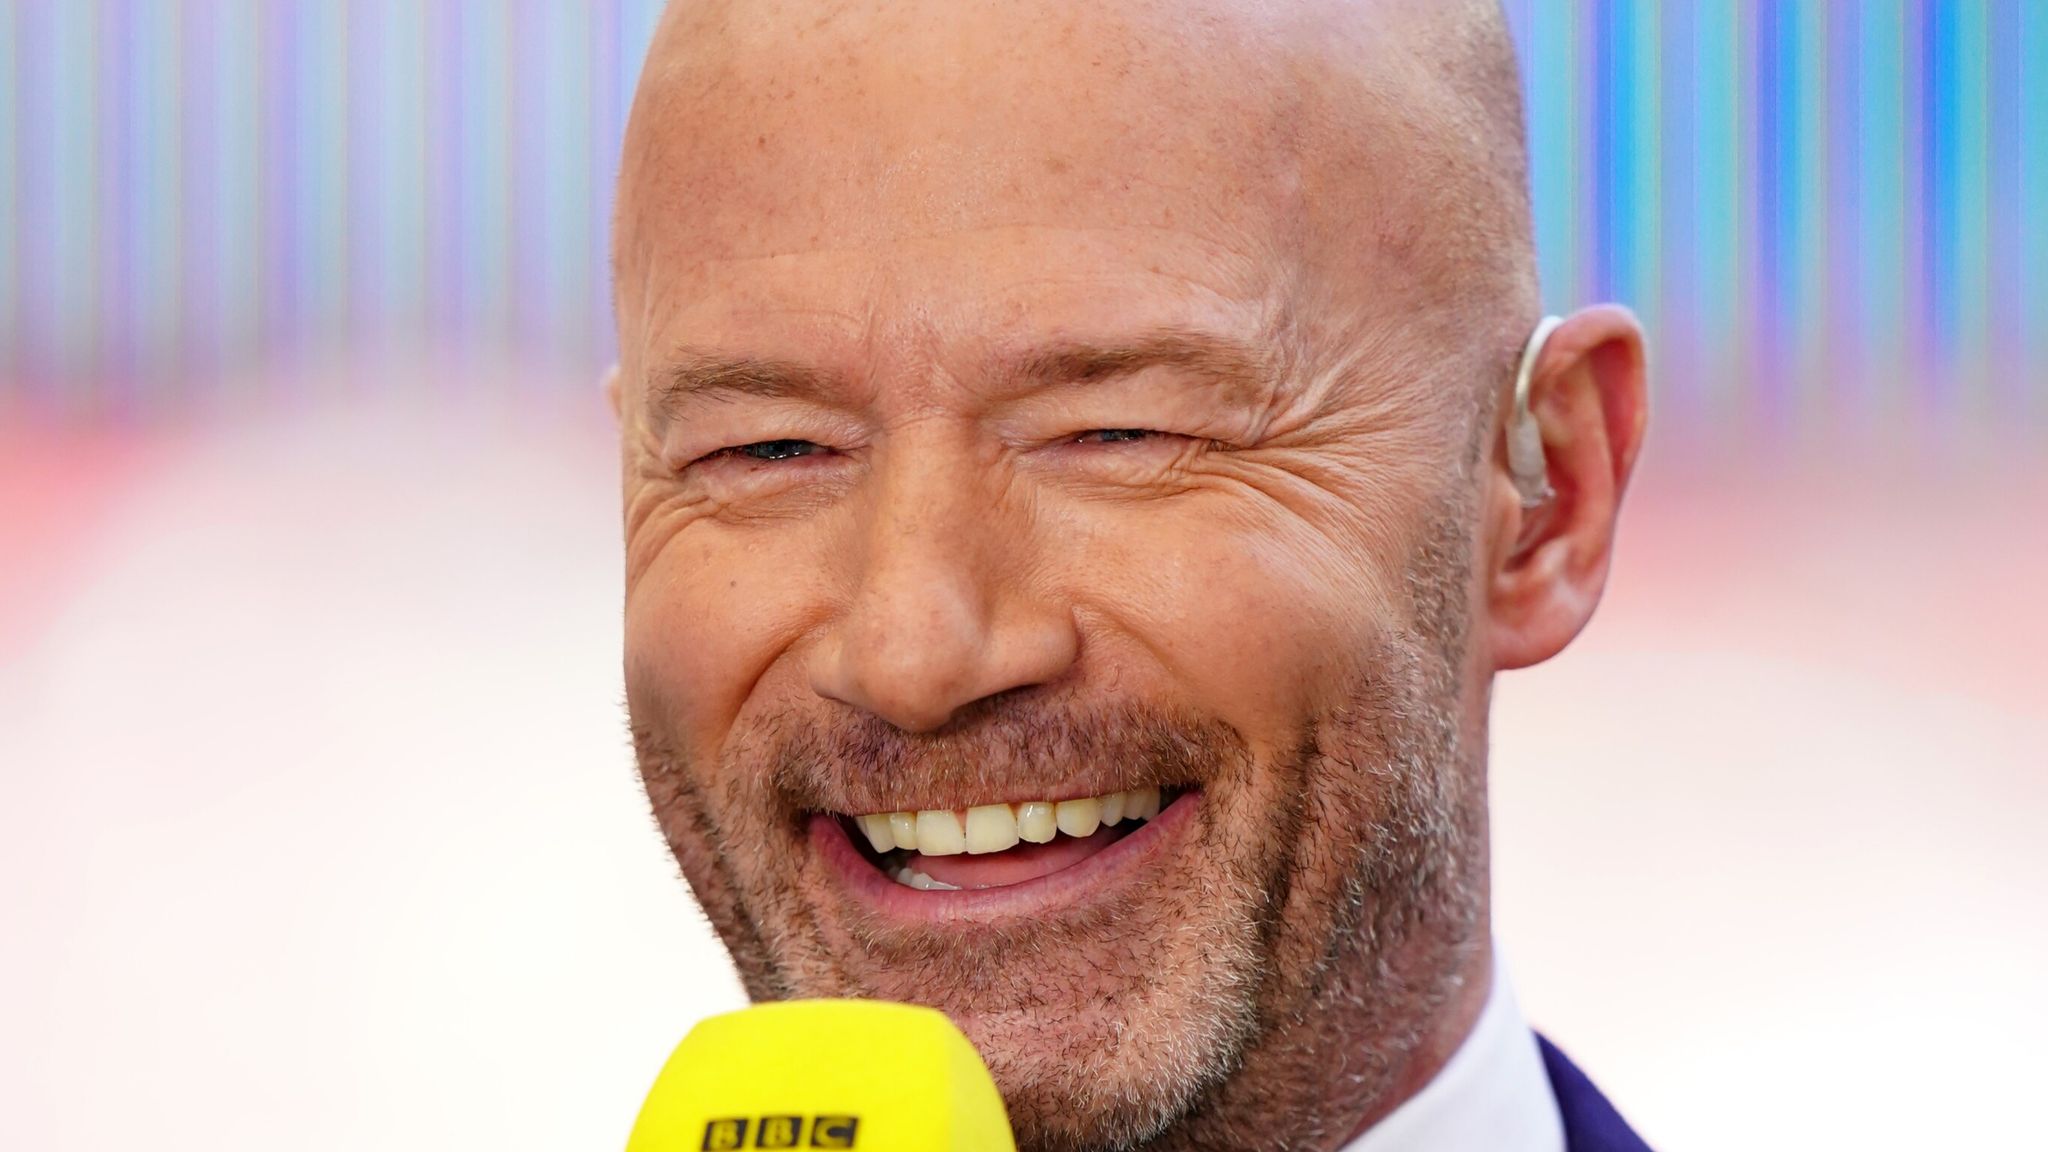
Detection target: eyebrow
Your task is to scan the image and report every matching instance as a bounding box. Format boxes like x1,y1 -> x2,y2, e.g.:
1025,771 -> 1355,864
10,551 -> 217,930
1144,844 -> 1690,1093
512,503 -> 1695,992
1009,328 -> 1271,398
650,353 -> 835,421
648,327 -> 1273,420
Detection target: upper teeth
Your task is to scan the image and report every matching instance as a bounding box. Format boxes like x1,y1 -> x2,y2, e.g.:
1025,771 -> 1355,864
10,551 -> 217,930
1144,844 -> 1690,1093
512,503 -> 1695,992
854,788 -> 1164,856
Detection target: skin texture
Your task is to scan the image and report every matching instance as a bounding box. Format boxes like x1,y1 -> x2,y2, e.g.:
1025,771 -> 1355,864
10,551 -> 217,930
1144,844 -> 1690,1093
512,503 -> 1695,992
610,2 -> 1648,1149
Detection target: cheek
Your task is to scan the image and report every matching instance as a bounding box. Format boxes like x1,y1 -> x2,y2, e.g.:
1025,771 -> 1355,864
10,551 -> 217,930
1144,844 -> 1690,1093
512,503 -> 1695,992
1064,499 -> 1391,741
623,523 -> 837,751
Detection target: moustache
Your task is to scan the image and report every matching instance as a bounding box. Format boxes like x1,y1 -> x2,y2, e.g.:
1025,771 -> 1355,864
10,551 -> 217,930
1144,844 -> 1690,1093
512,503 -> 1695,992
740,692 -> 1253,817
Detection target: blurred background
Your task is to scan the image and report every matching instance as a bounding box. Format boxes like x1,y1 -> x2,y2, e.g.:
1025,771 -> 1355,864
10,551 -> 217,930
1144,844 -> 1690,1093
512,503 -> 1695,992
2,3 -> 2042,1149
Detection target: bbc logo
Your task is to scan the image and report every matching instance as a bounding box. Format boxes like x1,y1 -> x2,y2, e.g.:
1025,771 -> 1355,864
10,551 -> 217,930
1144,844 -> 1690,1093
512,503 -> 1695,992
701,1114 -> 860,1149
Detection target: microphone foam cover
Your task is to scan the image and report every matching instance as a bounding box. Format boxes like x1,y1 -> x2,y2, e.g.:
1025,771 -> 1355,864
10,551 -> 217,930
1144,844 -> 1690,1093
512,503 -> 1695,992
626,999 -> 1016,1151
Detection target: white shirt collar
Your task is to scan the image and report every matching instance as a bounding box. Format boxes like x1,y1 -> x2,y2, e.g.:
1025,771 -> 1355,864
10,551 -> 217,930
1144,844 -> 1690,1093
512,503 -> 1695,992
1341,955 -> 1564,1152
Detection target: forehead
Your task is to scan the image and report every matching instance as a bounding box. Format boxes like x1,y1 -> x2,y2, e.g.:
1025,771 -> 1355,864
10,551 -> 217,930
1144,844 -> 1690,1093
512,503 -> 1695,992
631,233 -> 1281,394
624,4 -> 1301,242
614,2 -> 1384,340
612,0 -> 1433,374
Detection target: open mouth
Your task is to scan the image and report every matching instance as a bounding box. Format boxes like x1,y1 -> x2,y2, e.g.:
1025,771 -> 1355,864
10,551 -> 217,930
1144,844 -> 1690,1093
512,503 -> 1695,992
836,787 -> 1187,891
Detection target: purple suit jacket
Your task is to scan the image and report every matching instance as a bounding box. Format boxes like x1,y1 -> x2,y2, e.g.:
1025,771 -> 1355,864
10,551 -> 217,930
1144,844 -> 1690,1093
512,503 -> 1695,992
1537,1036 -> 1654,1152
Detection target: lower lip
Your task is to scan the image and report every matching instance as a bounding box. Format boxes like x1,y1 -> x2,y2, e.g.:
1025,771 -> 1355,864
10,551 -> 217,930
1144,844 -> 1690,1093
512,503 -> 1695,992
809,791 -> 1202,924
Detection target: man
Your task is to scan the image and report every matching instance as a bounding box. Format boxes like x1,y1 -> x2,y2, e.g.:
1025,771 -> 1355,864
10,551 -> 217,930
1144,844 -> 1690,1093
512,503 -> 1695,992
607,0 -> 1651,1148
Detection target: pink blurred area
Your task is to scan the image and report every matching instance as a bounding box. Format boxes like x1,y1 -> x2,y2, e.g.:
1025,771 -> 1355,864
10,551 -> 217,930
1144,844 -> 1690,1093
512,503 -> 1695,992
2,364 -> 2044,1150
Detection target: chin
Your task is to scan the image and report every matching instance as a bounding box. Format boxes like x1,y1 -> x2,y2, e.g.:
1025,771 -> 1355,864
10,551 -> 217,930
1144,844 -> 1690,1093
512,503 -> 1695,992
959,985 -> 1248,1152
815,881 -> 1267,1150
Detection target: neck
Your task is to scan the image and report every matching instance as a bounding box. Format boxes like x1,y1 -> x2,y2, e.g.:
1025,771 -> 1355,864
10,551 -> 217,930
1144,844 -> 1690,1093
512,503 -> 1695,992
1339,943 -> 1494,1146
1144,924 -> 1495,1152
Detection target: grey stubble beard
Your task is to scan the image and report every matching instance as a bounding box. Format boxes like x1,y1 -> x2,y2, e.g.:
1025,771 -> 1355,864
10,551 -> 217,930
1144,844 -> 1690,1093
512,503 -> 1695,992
628,497 -> 1488,1152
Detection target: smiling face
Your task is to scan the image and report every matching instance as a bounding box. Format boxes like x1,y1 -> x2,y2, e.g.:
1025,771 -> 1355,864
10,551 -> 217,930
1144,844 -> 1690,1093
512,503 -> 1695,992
613,1 -> 1574,1148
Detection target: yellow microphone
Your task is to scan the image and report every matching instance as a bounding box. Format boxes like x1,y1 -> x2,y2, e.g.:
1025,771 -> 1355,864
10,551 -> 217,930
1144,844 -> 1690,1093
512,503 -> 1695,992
625,999 -> 1017,1151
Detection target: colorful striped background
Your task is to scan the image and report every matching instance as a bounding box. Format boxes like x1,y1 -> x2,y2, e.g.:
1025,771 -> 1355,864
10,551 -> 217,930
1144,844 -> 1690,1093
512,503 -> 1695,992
2,2 -> 2044,433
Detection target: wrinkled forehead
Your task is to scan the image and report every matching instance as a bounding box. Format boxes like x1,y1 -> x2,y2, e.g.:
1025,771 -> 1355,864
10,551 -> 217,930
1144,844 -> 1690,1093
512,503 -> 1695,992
613,0 -> 1449,371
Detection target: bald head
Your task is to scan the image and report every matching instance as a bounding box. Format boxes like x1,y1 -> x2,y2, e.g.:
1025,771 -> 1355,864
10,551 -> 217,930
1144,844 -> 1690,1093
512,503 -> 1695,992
613,0 -> 1537,421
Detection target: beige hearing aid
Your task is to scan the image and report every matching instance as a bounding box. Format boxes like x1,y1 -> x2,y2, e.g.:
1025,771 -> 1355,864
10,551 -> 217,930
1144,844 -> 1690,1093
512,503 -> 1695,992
1509,315 -> 1563,509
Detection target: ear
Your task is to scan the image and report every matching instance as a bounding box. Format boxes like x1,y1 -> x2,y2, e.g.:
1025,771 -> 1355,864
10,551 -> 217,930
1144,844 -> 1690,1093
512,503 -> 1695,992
601,362 -> 623,422
1483,305 -> 1649,671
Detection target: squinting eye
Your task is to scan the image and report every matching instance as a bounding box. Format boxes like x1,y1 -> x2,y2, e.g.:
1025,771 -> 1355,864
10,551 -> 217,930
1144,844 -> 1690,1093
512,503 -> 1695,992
710,439 -> 828,463
1075,429 -> 1158,445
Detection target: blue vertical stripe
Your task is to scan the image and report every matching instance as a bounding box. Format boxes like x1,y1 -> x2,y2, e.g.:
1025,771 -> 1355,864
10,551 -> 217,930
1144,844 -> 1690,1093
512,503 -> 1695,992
510,5 -> 546,349
1755,0 -> 1823,421
345,0 -> 381,344
1591,0 -> 1658,319
542,3 -> 595,359
98,0 -> 130,393
1950,0 -> 1992,414
2028,1 -> 2048,418
1859,1 -> 1908,410
1911,0 -> 1940,408
1733,0 -> 1759,414
258,1 -> 295,357
470,0 -> 511,345
386,0 -> 429,342
1922,0 -> 1993,414
137,0 -> 183,381
425,1 -> 458,341
1591,0 -> 1616,303
1622,1 -> 1661,342
1927,1 -> 1956,396
1579,2 -> 1603,305
1986,0 -> 2026,415
0,1 -> 14,377
304,0 -> 349,354
216,0 -> 259,375
1693,4 -> 1740,416
592,0 -> 623,358
1528,0 -> 1577,315
1899,0 -> 1932,414
1791,2 -> 1827,409
50,2 -> 97,382
1755,0 -> 1789,417
178,0 -> 212,373
17,1 -> 51,381
1659,3 -> 1696,409
452,0 -> 482,339
1825,4 -> 1862,402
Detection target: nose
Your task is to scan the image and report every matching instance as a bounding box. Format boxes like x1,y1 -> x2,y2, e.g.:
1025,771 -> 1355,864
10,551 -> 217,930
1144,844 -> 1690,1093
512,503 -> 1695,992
808,442 -> 1079,733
